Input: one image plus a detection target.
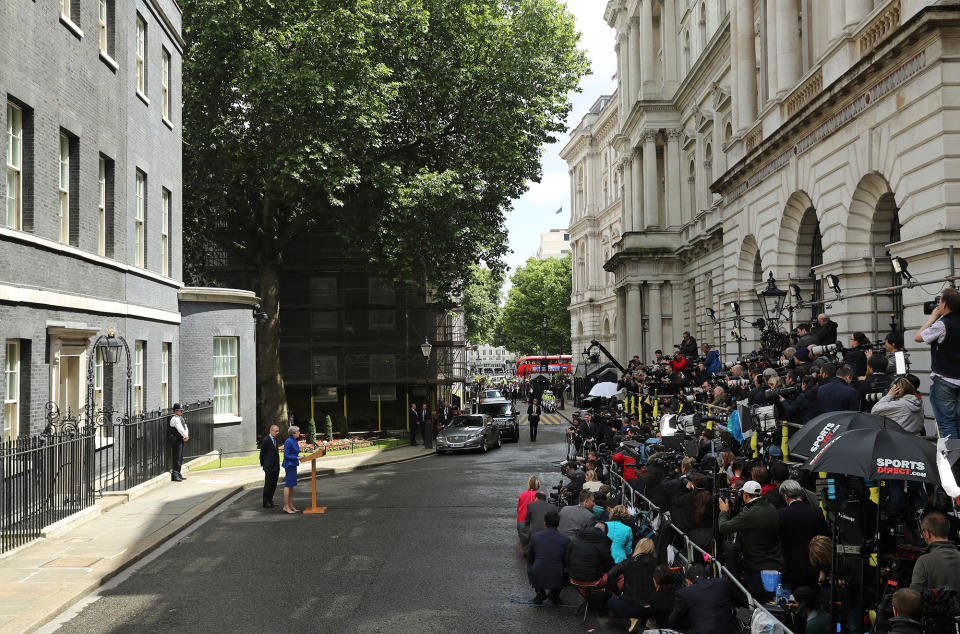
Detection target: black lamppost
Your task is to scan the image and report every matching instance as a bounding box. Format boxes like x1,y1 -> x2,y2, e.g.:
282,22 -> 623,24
756,272 -> 788,326
85,328 -> 132,427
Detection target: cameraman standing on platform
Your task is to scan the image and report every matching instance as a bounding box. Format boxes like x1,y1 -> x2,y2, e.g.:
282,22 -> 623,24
679,331 -> 698,360
915,288 -> 960,439
718,480 -> 784,598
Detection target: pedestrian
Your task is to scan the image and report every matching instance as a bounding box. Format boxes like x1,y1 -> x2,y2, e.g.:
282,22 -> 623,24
259,424 -> 280,508
408,402 -> 420,446
168,403 -> 188,482
440,401 -> 453,428
526,511 -> 570,604
419,402 -> 432,449
282,426 -> 302,514
914,288 -> 960,439
527,398 -> 542,442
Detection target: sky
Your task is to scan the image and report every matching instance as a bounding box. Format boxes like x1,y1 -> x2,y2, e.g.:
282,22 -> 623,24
502,1 -> 618,280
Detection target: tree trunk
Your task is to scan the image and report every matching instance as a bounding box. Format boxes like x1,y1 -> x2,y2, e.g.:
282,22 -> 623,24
257,205 -> 289,435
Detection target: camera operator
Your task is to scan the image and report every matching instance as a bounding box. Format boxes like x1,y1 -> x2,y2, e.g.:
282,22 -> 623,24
718,480 -> 785,597
702,343 -> 721,374
778,479 -> 829,589
668,564 -> 738,634
910,511 -> 960,592
859,353 -> 893,411
653,349 -> 666,366
887,588 -> 924,634
811,362 -> 858,416
796,322 -> 818,348
780,375 -> 819,425
558,491 -> 597,539
711,385 -> 730,409
747,368 -> 768,404
813,313 -> 839,345
668,351 -> 688,374
561,463 -> 586,501
627,354 -> 642,373
871,376 -> 924,434
672,472 -> 715,552
914,288 -> 960,439
678,331 -> 698,360
843,331 -> 871,378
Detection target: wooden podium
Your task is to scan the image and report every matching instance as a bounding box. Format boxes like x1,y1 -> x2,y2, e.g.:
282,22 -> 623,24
299,446 -> 327,514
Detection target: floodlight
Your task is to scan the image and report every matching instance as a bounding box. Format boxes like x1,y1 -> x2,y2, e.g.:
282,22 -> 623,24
891,256 -> 914,281
825,274 -> 842,295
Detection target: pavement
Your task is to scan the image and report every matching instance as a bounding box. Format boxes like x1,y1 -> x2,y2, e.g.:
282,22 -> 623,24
0,443 -> 435,634
37,423 -> 622,634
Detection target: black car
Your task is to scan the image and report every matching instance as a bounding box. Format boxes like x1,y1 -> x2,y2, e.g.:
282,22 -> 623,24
477,399 -> 519,442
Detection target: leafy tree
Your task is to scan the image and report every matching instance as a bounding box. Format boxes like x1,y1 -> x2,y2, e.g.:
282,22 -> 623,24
462,265 -> 503,344
498,255 -> 572,355
182,0 -> 588,426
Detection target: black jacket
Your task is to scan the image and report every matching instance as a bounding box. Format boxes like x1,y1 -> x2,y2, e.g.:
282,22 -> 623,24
606,553 -> 657,605
886,617 -> 923,634
527,403 -> 542,419
812,378 -> 859,415
718,496 -> 785,571
526,528 -> 570,590
669,578 -> 736,634
259,434 -> 280,471
778,500 -> 829,587
813,320 -> 838,345
679,337 -> 698,358
859,373 -> 893,411
843,348 -> 868,378
564,526 -> 614,583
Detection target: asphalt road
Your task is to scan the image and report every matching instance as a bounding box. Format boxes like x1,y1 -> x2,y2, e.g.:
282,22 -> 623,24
52,423 -> 628,634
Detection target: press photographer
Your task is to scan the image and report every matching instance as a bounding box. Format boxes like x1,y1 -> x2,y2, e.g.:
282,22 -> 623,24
678,331 -> 698,360
859,353 -> 894,411
915,287 -> 960,440
870,376 -> 924,435
718,480 -> 785,598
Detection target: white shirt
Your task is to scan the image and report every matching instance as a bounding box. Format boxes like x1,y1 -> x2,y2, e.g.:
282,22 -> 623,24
170,414 -> 189,439
920,319 -> 960,386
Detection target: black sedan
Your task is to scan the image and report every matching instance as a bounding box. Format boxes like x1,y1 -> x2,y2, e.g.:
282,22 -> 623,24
435,414 -> 501,454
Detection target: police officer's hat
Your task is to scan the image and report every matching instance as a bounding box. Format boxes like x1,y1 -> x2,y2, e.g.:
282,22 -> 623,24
173,402 -> 184,411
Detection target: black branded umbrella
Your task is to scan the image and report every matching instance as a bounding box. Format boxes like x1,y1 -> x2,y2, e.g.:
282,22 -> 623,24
788,411 -> 902,459
802,427 -> 941,484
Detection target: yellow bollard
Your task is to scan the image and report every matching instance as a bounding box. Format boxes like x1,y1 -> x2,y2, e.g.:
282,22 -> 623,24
781,423 -> 790,461
378,394 -> 382,431
751,433 -> 758,458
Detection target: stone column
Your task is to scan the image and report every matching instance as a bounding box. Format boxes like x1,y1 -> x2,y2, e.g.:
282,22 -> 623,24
631,149 -> 643,231
648,282 -> 663,357
642,131 -> 659,229
616,286 -> 628,362
640,0 -> 656,96
628,17 -> 641,106
662,0 -> 678,90
844,0 -> 873,30
776,0 -> 801,94
672,283 -> 685,347
622,157 -> 634,232
735,0 -> 758,130
625,283 -> 643,360
829,1 -> 845,42
616,36 -> 627,119
666,129 -> 683,228
765,0 -> 777,102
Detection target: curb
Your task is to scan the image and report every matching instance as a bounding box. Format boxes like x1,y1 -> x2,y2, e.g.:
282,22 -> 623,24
14,448 -> 435,634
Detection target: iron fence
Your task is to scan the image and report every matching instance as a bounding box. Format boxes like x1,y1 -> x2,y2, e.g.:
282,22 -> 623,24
0,430 -> 95,556
1,400 -> 214,556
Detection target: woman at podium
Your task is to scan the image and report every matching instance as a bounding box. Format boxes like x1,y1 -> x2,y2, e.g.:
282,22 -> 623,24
282,426 -> 301,514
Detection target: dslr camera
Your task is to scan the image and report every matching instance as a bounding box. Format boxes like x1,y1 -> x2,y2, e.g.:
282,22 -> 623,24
924,295 -> 941,315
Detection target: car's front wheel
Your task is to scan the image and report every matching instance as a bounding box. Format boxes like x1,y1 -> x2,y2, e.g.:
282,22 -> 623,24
480,437 -> 488,453
494,432 -> 502,449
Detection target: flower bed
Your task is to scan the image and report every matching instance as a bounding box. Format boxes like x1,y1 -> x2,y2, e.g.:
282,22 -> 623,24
298,438 -> 375,454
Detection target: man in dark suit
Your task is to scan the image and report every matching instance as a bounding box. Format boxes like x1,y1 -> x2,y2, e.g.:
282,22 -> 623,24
778,479 -> 829,588
440,401 -> 453,428
409,403 -> 420,446
811,363 -> 860,416
527,511 -> 571,604
419,402 -> 432,449
259,424 -> 281,508
527,398 -> 542,442
669,564 -> 737,634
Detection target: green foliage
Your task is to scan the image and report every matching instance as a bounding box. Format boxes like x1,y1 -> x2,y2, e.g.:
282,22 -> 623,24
462,265 -> 503,344
497,255 -> 572,355
304,417 -> 317,444
324,414 -> 334,442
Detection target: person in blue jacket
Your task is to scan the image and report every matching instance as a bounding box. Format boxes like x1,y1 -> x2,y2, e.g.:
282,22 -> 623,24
605,505 -> 634,563
702,344 -> 722,374
282,426 -> 303,514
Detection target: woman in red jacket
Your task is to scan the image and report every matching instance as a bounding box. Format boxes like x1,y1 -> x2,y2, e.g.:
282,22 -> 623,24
517,475 -> 540,543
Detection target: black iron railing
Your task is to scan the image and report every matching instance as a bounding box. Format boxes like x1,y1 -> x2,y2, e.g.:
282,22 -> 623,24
0,431 -> 95,556
0,400 -> 215,555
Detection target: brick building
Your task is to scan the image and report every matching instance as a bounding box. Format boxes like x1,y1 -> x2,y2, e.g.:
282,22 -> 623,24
1,1 -> 256,451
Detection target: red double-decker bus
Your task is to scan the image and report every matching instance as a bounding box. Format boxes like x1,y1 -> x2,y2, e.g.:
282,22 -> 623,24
515,355 -> 573,378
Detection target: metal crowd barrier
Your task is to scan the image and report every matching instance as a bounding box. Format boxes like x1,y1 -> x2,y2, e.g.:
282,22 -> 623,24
608,468 -> 793,633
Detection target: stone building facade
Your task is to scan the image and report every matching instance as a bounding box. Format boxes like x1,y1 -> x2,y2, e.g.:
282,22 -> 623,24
1,2 -> 257,448
562,95 -> 623,361
581,0 -> 959,381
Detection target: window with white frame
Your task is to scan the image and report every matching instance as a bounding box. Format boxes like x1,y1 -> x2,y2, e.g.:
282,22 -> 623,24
98,0 -> 108,52
161,49 -> 171,121
136,15 -> 146,96
213,337 -> 238,417
135,170 -> 145,267
59,133 -> 69,244
161,342 -> 170,410
4,341 -> 19,442
98,157 -> 106,256
6,103 -> 22,230
133,341 -> 144,414
94,346 -> 104,411
161,188 -> 169,276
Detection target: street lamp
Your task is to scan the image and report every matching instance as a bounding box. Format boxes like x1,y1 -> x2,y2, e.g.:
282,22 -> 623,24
756,272 -> 787,325
420,339 -> 433,363
85,328 -> 132,427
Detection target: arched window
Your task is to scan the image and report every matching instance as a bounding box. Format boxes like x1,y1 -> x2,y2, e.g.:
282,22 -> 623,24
688,158 -> 697,217
684,30 -> 691,73
699,4 -> 707,48
724,122 -> 733,144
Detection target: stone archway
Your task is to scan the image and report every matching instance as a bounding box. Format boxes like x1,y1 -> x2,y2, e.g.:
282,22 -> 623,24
777,191 -> 822,323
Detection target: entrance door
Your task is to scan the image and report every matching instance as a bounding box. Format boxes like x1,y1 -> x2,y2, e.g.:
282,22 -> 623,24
58,355 -> 81,416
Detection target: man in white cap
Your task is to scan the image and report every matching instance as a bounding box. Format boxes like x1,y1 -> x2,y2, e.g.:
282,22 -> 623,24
169,403 -> 189,482
718,479 -> 784,598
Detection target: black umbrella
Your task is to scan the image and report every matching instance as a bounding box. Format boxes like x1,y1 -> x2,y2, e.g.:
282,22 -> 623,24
788,411 -> 903,459
802,427 -> 941,484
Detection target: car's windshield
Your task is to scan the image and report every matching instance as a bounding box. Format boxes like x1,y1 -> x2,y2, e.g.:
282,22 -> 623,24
480,403 -> 512,417
447,416 -> 484,428
483,390 -> 502,399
